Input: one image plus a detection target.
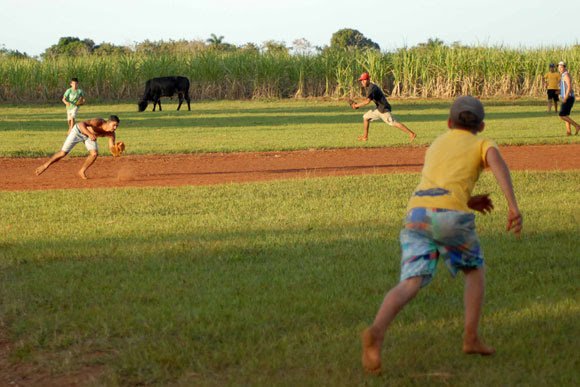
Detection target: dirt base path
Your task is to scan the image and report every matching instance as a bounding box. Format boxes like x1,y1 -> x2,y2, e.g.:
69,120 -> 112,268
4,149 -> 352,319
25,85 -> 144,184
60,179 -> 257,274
1,144 -> 579,191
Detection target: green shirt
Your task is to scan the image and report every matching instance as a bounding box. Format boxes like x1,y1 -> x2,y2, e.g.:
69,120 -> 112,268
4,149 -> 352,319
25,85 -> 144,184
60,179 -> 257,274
63,88 -> 85,110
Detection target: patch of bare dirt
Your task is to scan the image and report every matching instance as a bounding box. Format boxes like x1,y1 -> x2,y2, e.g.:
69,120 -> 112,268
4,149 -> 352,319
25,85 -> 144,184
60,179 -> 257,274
1,144 -> 579,192
0,327 -> 105,386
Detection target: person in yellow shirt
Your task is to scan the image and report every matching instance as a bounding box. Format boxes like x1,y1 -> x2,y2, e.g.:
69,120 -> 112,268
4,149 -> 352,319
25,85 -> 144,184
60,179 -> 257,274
544,63 -> 560,113
361,96 -> 523,374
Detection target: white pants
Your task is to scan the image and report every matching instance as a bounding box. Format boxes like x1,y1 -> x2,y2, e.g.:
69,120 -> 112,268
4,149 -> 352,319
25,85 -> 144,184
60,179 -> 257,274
61,124 -> 98,153
66,106 -> 79,120
363,109 -> 397,126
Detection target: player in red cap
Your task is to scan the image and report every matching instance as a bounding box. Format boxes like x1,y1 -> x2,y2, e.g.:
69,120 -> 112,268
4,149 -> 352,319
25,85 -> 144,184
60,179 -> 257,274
350,72 -> 416,142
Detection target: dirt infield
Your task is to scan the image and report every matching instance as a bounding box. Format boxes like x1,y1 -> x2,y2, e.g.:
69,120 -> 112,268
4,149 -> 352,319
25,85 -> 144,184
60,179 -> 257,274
1,144 -> 579,191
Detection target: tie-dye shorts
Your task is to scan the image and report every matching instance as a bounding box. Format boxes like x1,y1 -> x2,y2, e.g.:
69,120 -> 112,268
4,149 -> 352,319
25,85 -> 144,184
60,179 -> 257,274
399,207 -> 484,287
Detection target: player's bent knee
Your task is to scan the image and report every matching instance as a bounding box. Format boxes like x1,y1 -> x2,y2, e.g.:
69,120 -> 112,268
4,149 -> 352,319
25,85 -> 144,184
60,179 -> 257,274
399,276 -> 423,294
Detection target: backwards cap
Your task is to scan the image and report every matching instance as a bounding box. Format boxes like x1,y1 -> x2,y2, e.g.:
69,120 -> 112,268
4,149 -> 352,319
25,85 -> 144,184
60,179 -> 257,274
449,96 -> 485,127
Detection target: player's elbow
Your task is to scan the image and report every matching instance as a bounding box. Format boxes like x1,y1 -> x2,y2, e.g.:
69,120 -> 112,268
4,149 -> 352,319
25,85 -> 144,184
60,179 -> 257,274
485,147 -> 504,169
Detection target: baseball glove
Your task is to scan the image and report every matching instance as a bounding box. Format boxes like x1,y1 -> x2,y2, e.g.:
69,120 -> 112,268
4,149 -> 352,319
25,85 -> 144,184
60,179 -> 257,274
111,141 -> 126,157
467,193 -> 494,214
348,98 -> 357,109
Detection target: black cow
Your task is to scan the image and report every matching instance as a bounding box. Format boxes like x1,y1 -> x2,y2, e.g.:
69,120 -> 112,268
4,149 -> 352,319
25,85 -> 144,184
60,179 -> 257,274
138,76 -> 191,112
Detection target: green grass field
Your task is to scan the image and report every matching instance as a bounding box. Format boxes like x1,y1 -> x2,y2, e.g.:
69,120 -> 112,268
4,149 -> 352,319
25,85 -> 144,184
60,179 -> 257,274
0,100 -> 579,385
0,98 -> 578,157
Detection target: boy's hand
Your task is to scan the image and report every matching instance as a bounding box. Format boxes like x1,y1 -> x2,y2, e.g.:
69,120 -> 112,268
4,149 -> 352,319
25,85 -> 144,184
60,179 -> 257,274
86,129 -> 96,141
506,209 -> 523,236
468,194 -> 494,214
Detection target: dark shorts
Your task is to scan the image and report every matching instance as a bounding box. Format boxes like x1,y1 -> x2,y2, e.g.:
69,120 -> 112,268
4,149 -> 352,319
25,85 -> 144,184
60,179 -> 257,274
547,89 -> 559,102
559,96 -> 575,117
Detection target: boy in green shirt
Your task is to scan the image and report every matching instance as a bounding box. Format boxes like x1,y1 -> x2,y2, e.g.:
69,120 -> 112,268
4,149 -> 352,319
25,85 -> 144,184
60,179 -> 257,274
62,77 -> 86,132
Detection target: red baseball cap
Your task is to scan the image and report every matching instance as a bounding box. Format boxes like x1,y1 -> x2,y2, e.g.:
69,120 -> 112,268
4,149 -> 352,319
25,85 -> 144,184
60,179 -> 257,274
358,72 -> 370,81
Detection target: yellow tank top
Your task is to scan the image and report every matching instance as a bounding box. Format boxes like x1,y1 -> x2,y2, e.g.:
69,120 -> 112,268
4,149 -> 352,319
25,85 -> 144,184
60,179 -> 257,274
545,72 -> 560,90
407,129 -> 498,212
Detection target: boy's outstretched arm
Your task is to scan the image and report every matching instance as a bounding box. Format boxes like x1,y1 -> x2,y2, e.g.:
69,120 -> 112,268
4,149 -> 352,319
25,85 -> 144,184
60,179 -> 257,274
485,147 -> 522,236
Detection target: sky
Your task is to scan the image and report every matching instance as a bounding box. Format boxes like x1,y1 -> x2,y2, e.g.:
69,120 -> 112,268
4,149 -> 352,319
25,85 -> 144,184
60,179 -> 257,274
1,0 -> 579,56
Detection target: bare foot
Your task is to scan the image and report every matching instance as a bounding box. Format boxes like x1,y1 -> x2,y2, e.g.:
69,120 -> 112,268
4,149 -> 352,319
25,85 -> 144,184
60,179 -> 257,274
409,133 -> 417,143
566,131 -> 571,136
35,165 -> 48,176
357,136 -> 368,142
78,171 -> 88,180
361,328 -> 381,374
463,338 -> 495,356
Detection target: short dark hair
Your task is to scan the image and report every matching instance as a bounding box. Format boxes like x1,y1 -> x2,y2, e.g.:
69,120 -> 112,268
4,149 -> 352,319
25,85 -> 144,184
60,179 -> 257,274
109,115 -> 120,123
71,77 -> 79,82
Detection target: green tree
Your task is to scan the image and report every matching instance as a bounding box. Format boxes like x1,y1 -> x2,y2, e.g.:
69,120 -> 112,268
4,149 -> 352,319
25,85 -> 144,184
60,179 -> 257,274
42,37 -> 95,57
93,42 -> 131,56
134,39 -> 164,54
330,28 -> 380,50
206,34 -> 224,46
415,37 -> 446,49
0,45 -> 28,58
206,34 -> 236,51
262,40 -> 289,54
239,42 -> 260,53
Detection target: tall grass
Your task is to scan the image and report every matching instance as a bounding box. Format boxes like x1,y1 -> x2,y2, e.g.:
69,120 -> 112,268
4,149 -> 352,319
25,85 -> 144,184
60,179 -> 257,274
1,45 -> 579,102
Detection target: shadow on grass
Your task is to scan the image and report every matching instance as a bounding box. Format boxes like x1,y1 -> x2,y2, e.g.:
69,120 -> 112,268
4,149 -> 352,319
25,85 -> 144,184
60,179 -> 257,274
133,162 -> 424,181
0,102 -> 557,134
0,224 -> 576,385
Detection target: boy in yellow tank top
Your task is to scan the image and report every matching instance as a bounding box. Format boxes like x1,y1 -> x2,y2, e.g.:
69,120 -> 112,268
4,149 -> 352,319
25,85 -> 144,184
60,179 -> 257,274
361,96 -> 523,374
544,63 -> 560,113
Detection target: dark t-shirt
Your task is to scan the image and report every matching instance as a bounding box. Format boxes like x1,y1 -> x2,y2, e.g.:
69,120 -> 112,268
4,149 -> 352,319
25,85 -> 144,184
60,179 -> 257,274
365,83 -> 391,113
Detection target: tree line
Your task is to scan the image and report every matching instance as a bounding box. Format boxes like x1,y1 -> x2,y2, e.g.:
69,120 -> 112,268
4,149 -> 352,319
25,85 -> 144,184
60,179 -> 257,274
1,29 -> 384,59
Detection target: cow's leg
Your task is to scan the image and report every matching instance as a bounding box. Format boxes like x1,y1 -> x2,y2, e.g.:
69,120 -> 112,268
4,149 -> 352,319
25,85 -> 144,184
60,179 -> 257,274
177,93 -> 183,111
186,94 -> 191,111
153,92 -> 162,111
